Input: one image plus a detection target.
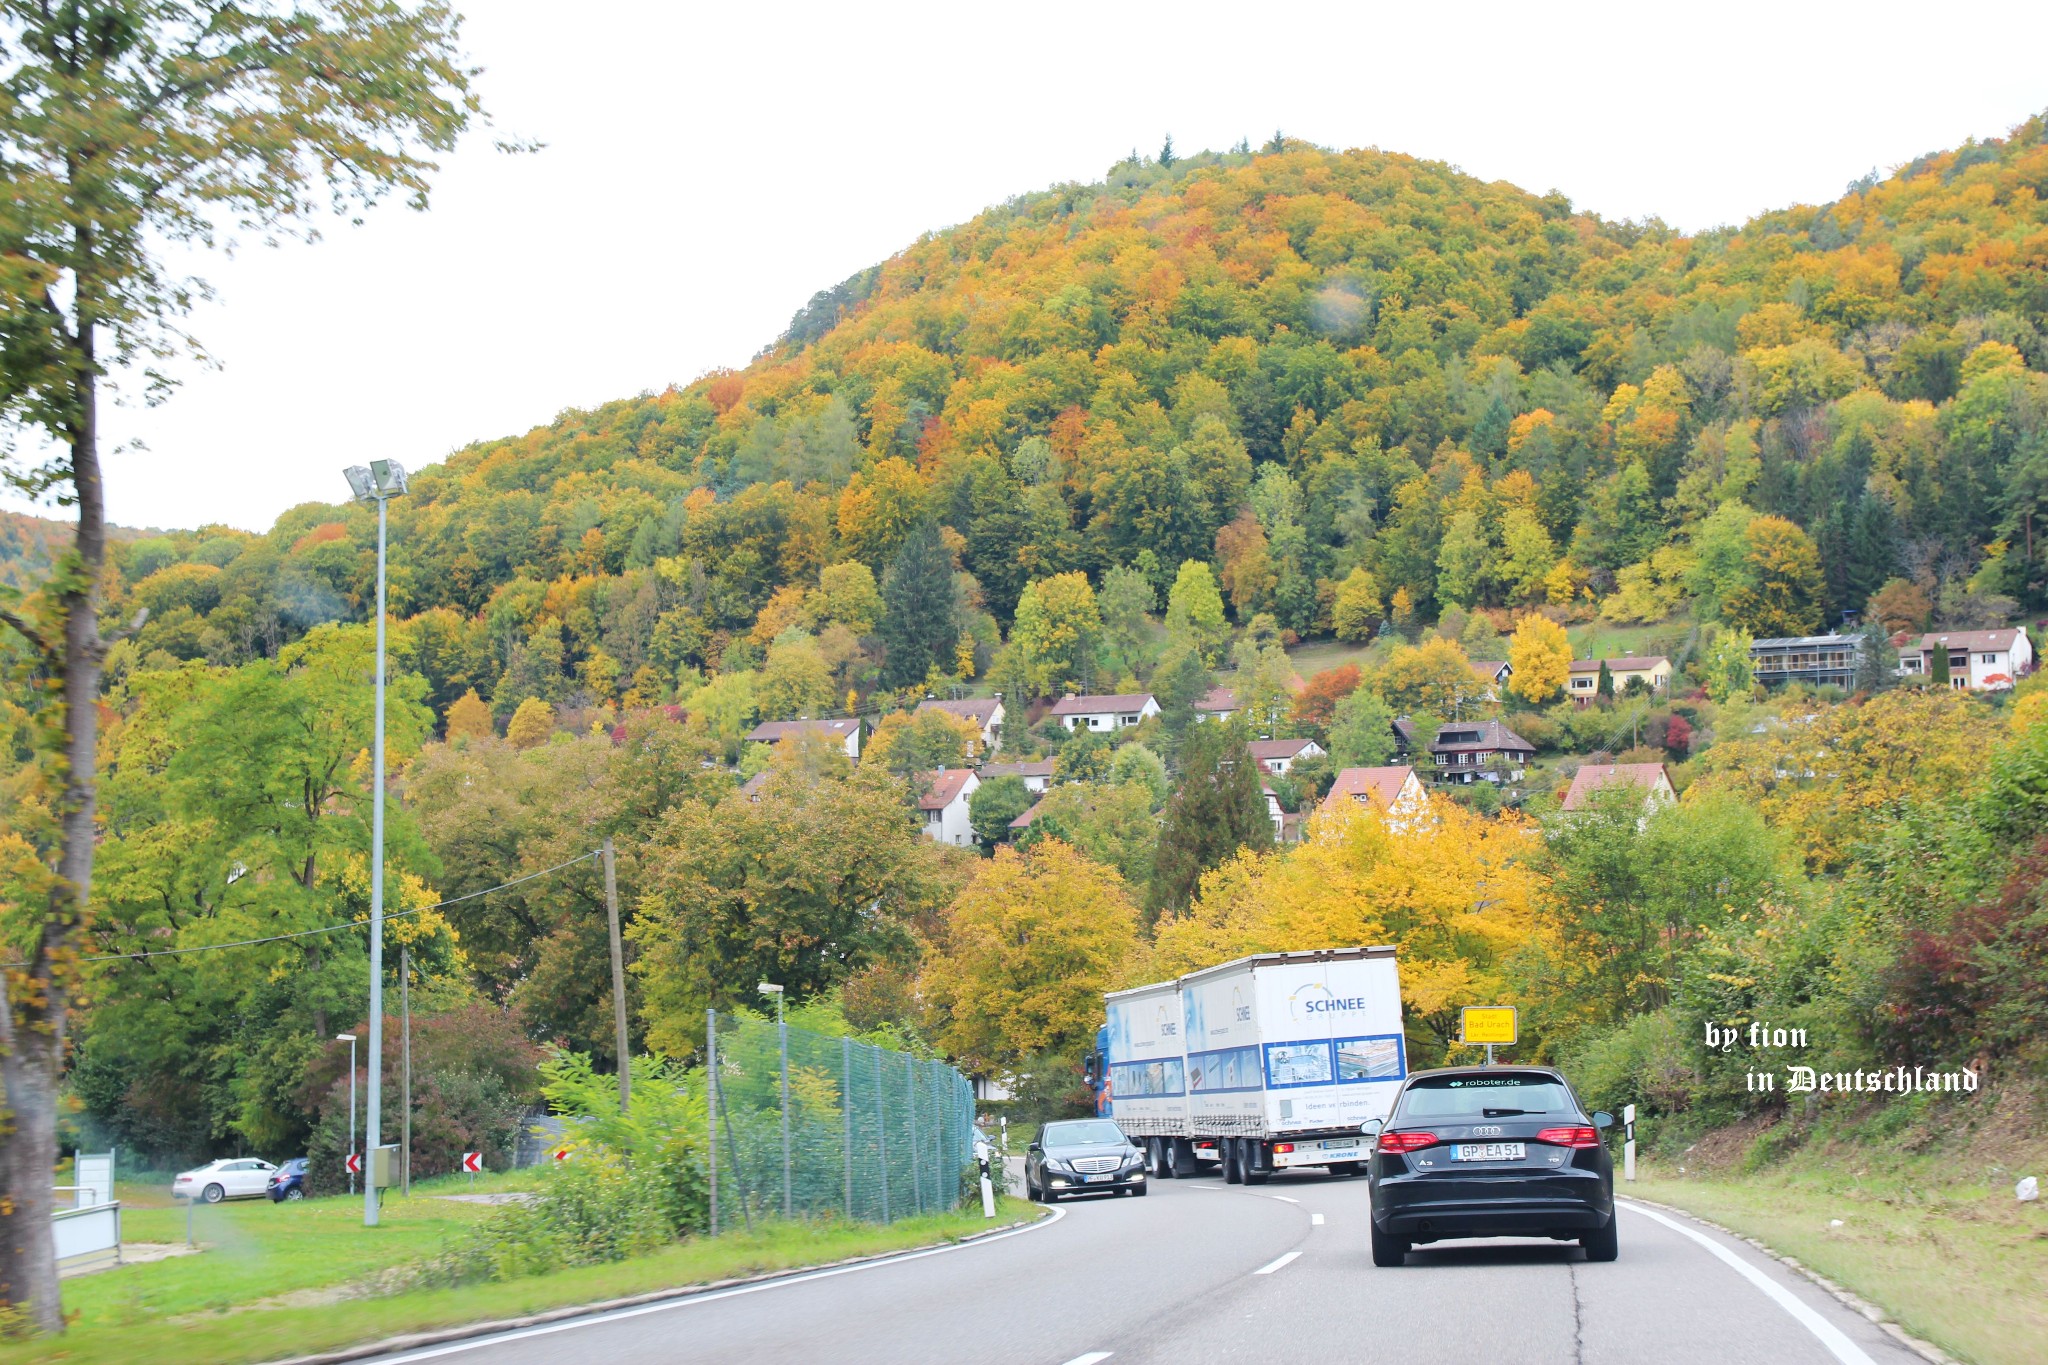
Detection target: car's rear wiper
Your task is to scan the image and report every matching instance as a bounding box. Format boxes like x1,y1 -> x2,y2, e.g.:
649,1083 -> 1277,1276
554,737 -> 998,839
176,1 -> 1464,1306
1481,1107 -> 1531,1117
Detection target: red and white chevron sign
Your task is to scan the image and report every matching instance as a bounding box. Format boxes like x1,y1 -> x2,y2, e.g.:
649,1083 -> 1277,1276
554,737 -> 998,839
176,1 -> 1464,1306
552,1148 -> 569,1163
345,1152 -> 361,1175
461,1151 -> 482,1173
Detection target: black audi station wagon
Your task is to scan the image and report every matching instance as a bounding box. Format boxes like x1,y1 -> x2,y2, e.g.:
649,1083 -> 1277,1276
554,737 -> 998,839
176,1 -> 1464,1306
1364,1066 -> 1617,1266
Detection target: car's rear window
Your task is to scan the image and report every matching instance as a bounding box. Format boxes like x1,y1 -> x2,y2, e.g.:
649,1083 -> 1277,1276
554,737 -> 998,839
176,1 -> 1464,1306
1396,1074 -> 1575,1121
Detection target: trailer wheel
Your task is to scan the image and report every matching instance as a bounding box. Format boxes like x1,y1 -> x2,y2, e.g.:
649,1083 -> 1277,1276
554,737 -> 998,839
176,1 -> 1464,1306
1243,1142 -> 1270,1185
1148,1137 -> 1178,1180
1223,1138 -> 1244,1184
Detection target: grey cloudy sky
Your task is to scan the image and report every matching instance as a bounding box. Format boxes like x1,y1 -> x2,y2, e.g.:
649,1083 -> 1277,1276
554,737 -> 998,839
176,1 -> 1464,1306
11,0 -> 2048,532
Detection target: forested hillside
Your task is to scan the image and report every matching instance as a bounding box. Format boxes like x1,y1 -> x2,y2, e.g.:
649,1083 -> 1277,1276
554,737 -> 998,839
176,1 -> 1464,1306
74,118 -> 2048,720
7,119 -> 2048,1173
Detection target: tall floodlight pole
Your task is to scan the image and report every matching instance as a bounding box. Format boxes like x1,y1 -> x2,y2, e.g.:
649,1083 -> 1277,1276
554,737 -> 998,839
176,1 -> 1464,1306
344,462 -> 408,1228
759,982 -> 789,1218
336,1033 -> 358,1196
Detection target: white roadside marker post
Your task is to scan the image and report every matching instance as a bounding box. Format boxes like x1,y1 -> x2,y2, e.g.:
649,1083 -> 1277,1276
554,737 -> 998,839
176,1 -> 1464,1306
976,1137 -> 996,1218
1623,1103 -> 1637,1182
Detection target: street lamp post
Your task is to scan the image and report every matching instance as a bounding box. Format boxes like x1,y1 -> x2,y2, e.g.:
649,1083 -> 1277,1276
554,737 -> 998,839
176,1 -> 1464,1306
758,982 -> 789,1218
343,461 -> 408,1228
336,1033 -> 358,1196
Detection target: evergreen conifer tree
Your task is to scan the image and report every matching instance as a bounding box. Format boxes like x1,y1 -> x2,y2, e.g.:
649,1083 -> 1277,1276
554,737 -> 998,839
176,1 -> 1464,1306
879,519 -> 955,688
1149,719 -> 1270,918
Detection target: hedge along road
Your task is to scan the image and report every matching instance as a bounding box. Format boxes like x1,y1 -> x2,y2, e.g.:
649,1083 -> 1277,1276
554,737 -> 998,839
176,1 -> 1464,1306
359,1167 -> 1926,1365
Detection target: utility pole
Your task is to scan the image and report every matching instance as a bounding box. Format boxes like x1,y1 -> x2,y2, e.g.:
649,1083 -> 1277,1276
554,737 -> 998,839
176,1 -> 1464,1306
401,945 -> 412,1197
603,838 -> 630,1114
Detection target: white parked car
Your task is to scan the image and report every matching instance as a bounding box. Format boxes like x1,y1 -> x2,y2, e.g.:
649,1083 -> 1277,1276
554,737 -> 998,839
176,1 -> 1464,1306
173,1158 -> 278,1204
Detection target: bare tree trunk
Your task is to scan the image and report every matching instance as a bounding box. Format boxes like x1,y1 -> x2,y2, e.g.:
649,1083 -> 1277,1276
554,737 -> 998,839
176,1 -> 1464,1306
0,342 -> 103,1333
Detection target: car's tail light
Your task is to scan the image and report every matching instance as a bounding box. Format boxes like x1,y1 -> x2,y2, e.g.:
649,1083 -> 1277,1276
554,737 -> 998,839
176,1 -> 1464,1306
1377,1130 -> 1439,1154
1536,1126 -> 1601,1149
1273,1143 -> 1295,1154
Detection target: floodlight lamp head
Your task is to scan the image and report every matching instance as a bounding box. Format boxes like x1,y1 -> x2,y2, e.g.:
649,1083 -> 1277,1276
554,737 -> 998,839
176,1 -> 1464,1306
342,466 -> 375,503
335,1032 -> 357,1041
369,459 -> 409,496
756,982 -> 783,996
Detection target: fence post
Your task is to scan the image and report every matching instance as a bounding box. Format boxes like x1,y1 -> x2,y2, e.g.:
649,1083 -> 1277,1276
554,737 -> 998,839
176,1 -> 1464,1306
707,1008 -> 718,1237
841,1035 -> 853,1221
874,1044 -> 890,1223
779,1011 -> 792,1220
906,1058 -> 923,1215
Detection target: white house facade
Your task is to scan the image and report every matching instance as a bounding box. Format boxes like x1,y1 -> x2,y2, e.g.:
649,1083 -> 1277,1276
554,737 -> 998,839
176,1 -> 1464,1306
1049,693 -> 1160,732
1897,628 -> 2034,691
918,768 -> 980,847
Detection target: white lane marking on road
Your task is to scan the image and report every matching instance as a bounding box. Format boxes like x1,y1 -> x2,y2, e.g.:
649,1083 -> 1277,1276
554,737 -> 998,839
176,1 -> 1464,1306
1060,1354 -> 1114,1365
1618,1201 -> 1876,1365
372,1207 -> 1070,1362
1253,1251 -> 1302,1275
1188,1183 -> 1226,1191
1268,1195 -> 1299,1204
1311,1213 -> 1325,1226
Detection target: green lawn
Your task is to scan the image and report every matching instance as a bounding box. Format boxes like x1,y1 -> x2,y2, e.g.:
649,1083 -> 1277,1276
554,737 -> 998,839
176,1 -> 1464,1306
1566,617 -> 1693,664
2,1180 -> 1033,1365
1628,1134 -> 2047,1365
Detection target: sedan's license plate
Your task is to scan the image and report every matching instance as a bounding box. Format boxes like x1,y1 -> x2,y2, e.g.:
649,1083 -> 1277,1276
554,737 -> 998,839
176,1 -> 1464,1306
1084,1173 -> 1115,1183
1452,1142 -> 1526,1161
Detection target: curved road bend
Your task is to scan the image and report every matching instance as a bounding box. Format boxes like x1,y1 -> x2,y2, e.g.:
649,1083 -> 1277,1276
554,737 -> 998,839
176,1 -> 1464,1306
365,1168 -> 1923,1365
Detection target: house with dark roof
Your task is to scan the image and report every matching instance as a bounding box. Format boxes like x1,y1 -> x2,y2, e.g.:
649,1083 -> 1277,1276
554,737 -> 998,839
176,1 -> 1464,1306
1193,685 -> 1239,722
1560,762 -> 1675,817
1428,719 -> 1536,785
1391,716 -> 1423,757
1468,659 -> 1512,700
1320,765 -> 1431,829
1751,634 -> 1864,690
1247,737 -> 1326,775
917,768 -> 980,847
1897,627 -> 2033,691
978,757 -> 1055,794
915,696 -> 1005,753
745,717 -> 865,761
1049,692 -> 1159,732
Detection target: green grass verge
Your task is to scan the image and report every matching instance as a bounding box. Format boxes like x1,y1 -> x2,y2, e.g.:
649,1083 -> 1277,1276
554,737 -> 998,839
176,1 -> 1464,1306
0,1183 -> 1033,1365
1629,1140 -> 2047,1365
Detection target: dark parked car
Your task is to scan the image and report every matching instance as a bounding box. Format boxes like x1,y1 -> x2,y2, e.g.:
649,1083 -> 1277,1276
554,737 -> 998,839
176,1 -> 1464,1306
266,1157 -> 309,1202
1365,1066 -> 1616,1266
1025,1119 -> 1147,1201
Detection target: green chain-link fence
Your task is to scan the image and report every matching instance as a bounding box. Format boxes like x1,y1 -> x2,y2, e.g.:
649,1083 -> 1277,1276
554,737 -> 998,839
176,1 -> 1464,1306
705,1009 -> 975,1234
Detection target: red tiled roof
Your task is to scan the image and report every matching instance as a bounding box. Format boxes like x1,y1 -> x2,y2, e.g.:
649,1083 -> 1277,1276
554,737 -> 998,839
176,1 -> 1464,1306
747,718 -> 861,741
1322,765 -> 1417,813
1469,660 -> 1508,682
1049,693 -> 1155,715
1912,628 -> 2025,653
1194,685 -> 1239,713
1568,656 -> 1670,674
916,768 -> 977,811
1560,762 -> 1672,811
1009,797 -> 1045,831
1247,738 -> 1319,761
917,697 -> 1002,725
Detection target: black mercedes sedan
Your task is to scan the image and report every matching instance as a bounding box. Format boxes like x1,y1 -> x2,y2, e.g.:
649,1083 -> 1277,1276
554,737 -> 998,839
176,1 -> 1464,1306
1364,1066 -> 1616,1266
1024,1119 -> 1148,1201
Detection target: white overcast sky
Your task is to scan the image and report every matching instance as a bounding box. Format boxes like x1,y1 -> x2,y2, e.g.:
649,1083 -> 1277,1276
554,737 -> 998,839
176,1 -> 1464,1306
10,0 -> 2048,533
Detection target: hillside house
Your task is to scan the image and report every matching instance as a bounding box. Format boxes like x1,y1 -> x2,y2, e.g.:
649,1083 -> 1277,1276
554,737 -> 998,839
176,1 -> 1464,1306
1897,628 -> 2034,691
1468,659 -> 1513,700
1320,765 -> 1431,830
1560,762 -> 1676,819
1050,692 -> 1159,732
1193,685 -> 1239,722
1429,719 -> 1536,785
916,696 -> 1005,753
1247,737 -> 1326,775
978,757 -> 1055,794
745,717 -> 864,761
1750,634 -> 1864,690
918,768 -> 980,847
1566,655 -> 1672,707
1260,782 -> 1287,841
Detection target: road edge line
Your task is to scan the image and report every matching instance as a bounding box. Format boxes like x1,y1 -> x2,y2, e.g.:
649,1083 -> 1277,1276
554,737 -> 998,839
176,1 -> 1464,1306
1615,1196 -> 1960,1365
263,1206 -> 1062,1365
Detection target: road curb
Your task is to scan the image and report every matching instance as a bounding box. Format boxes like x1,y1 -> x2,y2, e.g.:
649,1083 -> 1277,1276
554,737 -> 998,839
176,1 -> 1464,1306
261,1207 -> 1055,1365
1617,1196 -> 1959,1365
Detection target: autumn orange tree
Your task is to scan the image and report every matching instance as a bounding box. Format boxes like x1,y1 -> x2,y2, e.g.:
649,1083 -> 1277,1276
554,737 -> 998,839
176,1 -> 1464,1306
0,0 -> 485,1329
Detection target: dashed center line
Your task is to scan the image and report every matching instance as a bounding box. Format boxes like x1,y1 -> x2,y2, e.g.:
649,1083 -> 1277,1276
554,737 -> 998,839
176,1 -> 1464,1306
1311,1213 -> 1325,1225
1253,1251 -> 1302,1275
1268,1195 -> 1300,1204
1060,1354 -> 1113,1365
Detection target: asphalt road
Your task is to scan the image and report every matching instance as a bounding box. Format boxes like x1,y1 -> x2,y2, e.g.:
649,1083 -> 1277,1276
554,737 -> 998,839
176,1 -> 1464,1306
368,1163 -> 1925,1365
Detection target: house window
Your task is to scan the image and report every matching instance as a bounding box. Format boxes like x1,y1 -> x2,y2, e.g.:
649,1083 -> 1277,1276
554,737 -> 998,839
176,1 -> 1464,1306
1120,713 -> 1138,724
1981,653 -> 1998,665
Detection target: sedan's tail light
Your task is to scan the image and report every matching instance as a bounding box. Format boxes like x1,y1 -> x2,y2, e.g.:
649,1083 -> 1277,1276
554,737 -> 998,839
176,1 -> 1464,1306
1536,1126 -> 1601,1149
1377,1130 -> 1439,1154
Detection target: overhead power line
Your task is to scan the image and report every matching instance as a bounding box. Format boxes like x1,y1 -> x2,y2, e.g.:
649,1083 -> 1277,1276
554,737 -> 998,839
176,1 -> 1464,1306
30,849 -> 601,967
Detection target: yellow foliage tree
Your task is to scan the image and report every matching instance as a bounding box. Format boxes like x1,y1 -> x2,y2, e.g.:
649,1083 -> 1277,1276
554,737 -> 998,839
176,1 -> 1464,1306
1331,566 -> 1383,643
923,840 -> 1141,1074
506,697 -> 555,750
444,688 -> 494,743
1151,802 -> 1551,1064
1506,616 -> 1572,704
863,707 -> 981,775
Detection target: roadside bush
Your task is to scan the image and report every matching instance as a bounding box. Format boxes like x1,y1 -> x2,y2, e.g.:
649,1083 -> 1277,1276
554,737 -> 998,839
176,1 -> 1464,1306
417,1149 -> 673,1285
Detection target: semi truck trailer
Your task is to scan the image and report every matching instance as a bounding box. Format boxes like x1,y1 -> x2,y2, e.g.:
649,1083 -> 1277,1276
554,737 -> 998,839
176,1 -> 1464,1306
1086,947 -> 1406,1184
